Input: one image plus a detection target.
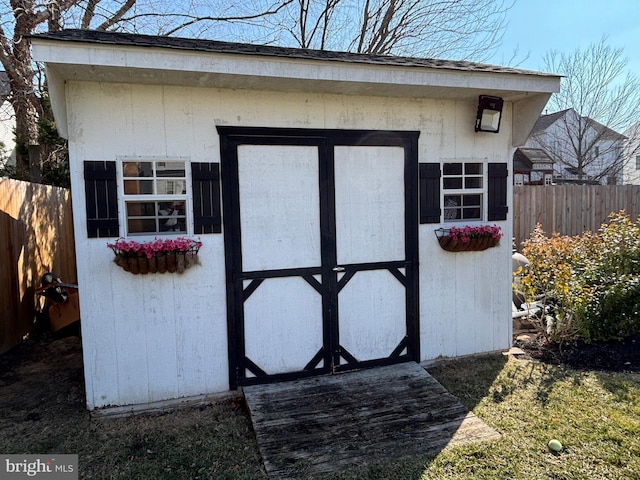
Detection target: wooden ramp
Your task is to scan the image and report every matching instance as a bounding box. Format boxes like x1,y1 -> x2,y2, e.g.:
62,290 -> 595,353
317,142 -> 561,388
243,362 -> 500,478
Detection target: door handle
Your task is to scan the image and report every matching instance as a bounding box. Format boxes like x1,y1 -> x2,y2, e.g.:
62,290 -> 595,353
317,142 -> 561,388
332,266 -> 345,272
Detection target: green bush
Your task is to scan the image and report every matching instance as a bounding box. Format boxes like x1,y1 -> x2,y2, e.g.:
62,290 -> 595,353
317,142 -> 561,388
520,211 -> 640,343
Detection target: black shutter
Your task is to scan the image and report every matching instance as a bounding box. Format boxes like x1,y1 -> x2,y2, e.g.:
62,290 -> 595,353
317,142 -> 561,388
419,163 -> 441,224
488,162 -> 508,221
83,161 -> 119,238
192,162 -> 222,234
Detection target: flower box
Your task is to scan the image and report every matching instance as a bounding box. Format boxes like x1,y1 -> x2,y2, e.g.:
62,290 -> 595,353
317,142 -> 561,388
108,237 -> 202,274
435,225 -> 503,252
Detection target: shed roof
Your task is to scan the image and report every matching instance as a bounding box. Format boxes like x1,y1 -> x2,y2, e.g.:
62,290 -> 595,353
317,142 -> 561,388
32,29 -> 553,78
513,148 -> 554,172
31,29 -> 561,145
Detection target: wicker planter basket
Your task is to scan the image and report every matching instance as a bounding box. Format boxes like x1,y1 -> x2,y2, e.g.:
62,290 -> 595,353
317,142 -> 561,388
114,252 -> 198,274
435,228 -> 501,252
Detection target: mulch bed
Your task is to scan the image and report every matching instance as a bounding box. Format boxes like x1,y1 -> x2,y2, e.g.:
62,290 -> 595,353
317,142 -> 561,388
514,332 -> 640,373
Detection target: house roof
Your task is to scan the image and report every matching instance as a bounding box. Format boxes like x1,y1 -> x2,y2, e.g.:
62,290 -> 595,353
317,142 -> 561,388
532,108 -> 626,141
531,109 -> 570,134
30,29 -> 561,145
591,118 -> 627,141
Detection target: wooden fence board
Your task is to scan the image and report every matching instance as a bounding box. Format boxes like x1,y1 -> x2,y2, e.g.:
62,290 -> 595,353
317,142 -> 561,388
513,185 -> 640,250
0,179 -> 76,354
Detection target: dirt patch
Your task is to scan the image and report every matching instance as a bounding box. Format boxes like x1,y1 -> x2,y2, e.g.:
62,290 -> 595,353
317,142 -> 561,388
514,332 -> 640,373
0,332 -> 85,421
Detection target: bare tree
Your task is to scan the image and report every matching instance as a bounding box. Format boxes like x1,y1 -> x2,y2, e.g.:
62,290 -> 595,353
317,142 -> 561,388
0,0 -> 511,183
534,38 -> 640,184
244,0 -> 512,60
0,0 -> 289,181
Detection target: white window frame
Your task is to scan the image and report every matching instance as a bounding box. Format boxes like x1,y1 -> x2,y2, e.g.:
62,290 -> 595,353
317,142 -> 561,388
544,174 -> 553,186
514,174 -> 524,186
441,161 -> 485,222
117,156 -> 193,237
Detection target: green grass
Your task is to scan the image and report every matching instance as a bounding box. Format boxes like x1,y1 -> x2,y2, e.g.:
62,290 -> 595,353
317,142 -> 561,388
3,353 -> 640,479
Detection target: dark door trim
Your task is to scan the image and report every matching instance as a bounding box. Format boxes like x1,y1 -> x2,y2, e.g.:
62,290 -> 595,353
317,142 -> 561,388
218,126 -> 420,389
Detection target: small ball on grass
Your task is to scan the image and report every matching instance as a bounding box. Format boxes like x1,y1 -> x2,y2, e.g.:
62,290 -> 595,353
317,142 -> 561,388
548,439 -> 563,453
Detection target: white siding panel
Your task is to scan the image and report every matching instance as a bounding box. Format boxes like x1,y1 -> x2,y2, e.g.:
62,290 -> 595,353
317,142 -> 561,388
238,145 -> 321,271
338,270 -> 406,361
244,277 -> 323,374
334,146 -> 405,265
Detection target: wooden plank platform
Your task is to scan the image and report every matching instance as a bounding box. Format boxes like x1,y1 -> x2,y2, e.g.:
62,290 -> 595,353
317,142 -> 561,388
243,362 -> 500,478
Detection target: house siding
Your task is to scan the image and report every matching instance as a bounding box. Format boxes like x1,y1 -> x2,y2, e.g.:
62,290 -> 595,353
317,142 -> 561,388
67,81 -> 512,409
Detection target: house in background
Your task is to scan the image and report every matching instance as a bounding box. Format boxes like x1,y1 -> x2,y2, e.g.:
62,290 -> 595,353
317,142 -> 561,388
32,29 -> 559,412
0,71 -> 16,167
512,147 -> 554,185
623,122 -> 640,185
524,108 -> 625,185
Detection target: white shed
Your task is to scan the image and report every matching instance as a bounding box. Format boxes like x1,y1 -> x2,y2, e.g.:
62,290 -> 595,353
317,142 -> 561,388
31,30 -> 560,411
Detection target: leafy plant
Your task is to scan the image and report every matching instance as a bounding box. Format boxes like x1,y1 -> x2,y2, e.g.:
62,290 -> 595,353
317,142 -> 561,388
520,211 -> 640,343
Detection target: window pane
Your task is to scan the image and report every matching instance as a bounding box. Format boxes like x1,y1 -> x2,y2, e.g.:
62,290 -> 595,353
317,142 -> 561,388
156,161 -> 186,177
157,179 -> 186,195
465,163 -> 482,175
443,163 -> 462,176
443,178 -> 462,189
126,202 -> 156,216
444,208 -> 460,220
462,208 -> 481,220
124,179 -> 154,195
465,177 -> 483,189
444,195 -> 461,221
444,195 -> 461,206
123,162 -> 152,178
158,200 -> 185,215
463,194 -> 481,206
128,218 -> 157,234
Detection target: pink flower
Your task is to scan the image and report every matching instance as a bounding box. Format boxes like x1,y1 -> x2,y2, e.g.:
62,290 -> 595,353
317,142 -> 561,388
108,237 -> 202,258
443,225 -> 503,241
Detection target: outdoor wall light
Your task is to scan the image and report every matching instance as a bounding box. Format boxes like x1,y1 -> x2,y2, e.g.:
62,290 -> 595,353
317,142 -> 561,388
475,95 -> 504,133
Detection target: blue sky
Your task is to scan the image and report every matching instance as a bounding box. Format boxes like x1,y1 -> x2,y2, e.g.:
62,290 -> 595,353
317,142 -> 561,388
490,0 -> 640,76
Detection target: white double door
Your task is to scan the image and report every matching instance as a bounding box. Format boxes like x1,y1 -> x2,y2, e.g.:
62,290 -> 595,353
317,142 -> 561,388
221,129 -> 419,386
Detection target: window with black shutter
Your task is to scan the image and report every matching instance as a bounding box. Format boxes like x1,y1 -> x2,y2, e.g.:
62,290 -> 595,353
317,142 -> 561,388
84,161 -> 119,238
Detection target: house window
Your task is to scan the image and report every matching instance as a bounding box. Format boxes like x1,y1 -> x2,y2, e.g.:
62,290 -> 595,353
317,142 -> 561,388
544,174 -> 553,186
121,159 -> 188,235
636,155 -> 640,170
442,162 -> 483,221
514,174 -> 524,186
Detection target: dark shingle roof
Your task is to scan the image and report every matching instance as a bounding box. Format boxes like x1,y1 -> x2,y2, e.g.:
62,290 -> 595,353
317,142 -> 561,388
531,108 -> 626,140
31,29 -> 556,78
531,109 -> 569,134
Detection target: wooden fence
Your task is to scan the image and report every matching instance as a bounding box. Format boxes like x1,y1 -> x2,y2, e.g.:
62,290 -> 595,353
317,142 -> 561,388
513,185 -> 640,250
0,178 -> 76,354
